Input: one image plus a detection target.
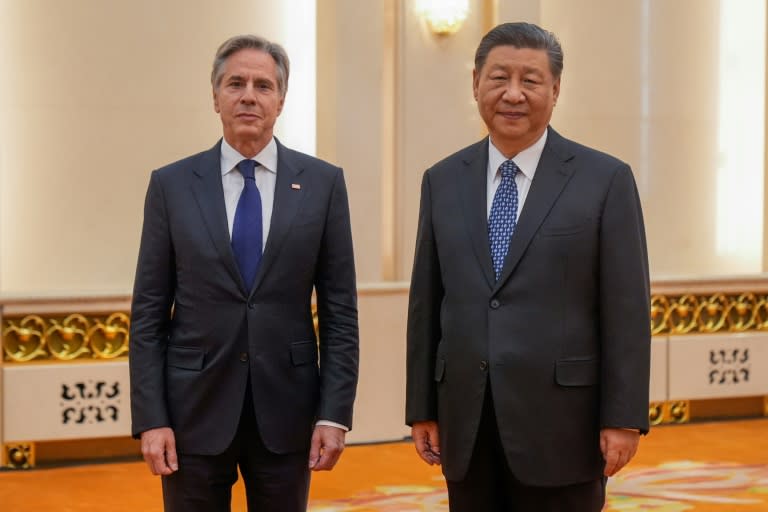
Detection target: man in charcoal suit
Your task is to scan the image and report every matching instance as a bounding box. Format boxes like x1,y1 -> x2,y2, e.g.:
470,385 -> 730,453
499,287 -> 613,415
406,22 -> 651,511
130,34 -> 359,512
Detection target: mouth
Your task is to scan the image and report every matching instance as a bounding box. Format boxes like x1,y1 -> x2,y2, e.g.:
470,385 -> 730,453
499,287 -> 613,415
236,112 -> 262,121
498,111 -> 525,119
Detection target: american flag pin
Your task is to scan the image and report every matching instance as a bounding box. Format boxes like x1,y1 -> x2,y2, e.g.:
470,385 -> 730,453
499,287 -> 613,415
291,183 -> 301,190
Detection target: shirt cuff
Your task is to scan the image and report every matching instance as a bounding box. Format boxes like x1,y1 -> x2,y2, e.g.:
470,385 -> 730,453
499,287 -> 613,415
316,420 -> 349,432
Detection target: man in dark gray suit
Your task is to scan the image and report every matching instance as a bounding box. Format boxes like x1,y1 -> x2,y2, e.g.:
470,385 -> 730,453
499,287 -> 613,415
406,22 -> 650,511
129,34 -> 359,512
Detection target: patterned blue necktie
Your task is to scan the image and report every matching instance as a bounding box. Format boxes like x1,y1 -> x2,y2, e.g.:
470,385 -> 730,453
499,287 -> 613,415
231,159 -> 263,289
488,160 -> 520,281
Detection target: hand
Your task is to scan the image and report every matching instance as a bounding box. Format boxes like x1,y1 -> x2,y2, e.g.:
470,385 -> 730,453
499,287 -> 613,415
140,427 -> 178,476
600,428 -> 640,477
412,421 -> 441,465
309,425 -> 346,471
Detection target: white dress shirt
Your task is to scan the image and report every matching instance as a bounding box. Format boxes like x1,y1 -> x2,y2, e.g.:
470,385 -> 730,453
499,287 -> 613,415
486,129 -> 548,220
219,137 -> 348,432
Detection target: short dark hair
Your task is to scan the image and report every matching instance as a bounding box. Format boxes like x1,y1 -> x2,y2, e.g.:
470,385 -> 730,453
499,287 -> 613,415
211,34 -> 290,98
474,22 -> 563,79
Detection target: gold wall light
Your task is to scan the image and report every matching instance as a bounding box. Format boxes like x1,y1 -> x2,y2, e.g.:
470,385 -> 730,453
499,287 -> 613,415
416,0 -> 470,36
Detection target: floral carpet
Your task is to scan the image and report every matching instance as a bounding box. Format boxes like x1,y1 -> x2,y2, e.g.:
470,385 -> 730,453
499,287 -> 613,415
309,461 -> 768,511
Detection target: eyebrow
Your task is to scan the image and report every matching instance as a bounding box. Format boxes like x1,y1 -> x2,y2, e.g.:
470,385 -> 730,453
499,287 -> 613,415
487,63 -> 544,74
225,74 -> 275,85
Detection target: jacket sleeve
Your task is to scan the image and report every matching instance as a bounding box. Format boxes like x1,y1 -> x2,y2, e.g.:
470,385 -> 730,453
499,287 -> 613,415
314,168 -> 360,429
405,170 -> 444,425
598,164 -> 652,433
129,170 -> 175,438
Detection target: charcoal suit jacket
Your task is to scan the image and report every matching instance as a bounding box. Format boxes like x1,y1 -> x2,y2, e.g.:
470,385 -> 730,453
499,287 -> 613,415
130,138 -> 359,455
406,127 -> 651,485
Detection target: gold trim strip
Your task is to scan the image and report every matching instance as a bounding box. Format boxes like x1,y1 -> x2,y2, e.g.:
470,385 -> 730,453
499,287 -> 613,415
650,292 -> 768,335
2,312 -> 130,362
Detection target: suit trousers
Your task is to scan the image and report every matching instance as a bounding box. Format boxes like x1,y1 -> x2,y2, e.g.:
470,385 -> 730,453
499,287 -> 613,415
445,383 -> 605,512
161,374 -> 311,512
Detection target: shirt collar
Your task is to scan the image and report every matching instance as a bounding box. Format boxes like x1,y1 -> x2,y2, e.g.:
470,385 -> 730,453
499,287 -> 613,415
488,129 -> 548,181
220,137 -> 278,176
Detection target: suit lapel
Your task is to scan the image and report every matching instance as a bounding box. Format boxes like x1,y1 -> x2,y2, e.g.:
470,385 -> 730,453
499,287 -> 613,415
248,139 -> 305,296
494,128 -> 575,291
459,139 -> 495,288
190,141 -> 246,294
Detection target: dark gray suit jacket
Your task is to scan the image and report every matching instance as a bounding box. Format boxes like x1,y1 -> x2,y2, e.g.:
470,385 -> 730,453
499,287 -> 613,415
130,138 -> 359,455
406,127 -> 650,485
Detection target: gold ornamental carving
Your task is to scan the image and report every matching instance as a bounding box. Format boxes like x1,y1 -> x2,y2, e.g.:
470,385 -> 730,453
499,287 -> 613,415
2,315 -> 47,361
46,314 -> 91,360
3,443 -> 35,469
2,313 -> 130,363
666,400 -> 690,423
648,402 -> 664,425
89,313 -> 130,358
647,401 -> 691,425
650,292 -> 768,335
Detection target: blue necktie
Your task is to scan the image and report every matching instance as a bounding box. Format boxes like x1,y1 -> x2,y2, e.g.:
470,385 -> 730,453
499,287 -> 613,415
231,159 -> 263,289
488,160 -> 520,281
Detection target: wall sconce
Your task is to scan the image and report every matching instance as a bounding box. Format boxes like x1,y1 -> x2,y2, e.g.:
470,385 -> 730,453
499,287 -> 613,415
416,0 -> 470,36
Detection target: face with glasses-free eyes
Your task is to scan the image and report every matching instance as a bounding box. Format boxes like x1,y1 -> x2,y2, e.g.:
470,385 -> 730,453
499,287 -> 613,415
213,48 -> 285,157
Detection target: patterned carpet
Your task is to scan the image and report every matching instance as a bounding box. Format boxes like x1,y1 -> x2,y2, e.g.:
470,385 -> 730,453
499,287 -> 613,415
1,418 -> 766,511
309,461 -> 768,511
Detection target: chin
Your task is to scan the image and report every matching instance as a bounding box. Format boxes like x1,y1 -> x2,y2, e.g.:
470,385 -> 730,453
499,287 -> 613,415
234,127 -> 264,138
495,127 -> 527,140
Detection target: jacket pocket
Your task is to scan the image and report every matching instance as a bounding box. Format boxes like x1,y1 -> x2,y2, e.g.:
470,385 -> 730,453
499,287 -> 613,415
434,358 -> 446,382
540,220 -> 589,237
167,345 -> 204,370
291,340 -> 318,366
555,357 -> 598,387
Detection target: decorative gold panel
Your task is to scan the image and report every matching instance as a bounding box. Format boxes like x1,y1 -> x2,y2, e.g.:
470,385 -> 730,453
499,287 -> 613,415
665,400 -> 690,424
647,401 -> 690,425
89,313 -> 130,358
2,313 -> 129,363
650,292 -> 768,335
4,443 -> 35,469
648,402 -> 664,425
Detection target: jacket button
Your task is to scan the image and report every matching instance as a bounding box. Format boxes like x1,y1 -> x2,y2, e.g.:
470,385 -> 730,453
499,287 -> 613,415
239,352 -> 249,362
248,302 -> 255,309
490,299 -> 500,309
480,360 -> 488,371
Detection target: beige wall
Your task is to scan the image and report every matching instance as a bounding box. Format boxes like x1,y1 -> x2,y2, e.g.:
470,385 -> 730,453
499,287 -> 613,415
317,0 -> 389,282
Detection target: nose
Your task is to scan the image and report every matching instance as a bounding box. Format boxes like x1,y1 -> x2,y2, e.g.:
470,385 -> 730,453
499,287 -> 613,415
502,80 -> 525,103
240,83 -> 257,104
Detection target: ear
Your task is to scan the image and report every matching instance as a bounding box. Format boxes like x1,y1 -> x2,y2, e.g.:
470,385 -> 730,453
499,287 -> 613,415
552,77 -> 561,103
212,87 -> 221,114
472,68 -> 479,101
276,94 -> 286,117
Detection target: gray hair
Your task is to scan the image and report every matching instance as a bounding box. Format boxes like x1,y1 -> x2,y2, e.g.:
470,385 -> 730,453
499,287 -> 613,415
211,34 -> 290,98
475,22 -> 563,79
